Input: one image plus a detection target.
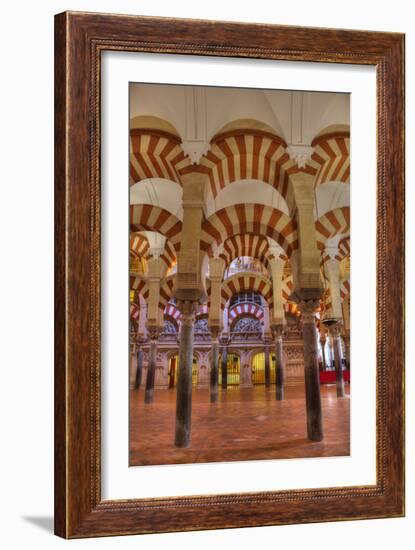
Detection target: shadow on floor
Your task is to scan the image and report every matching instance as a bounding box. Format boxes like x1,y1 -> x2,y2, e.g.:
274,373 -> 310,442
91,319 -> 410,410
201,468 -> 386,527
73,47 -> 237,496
22,516 -> 54,533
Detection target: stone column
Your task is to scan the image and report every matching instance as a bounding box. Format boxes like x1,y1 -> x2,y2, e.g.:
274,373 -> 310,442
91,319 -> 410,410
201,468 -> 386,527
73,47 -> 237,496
272,325 -> 286,400
209,329 -> 220,403
264,341 -> 271,387
175,301 -> 197,448
319,334 -> 327,371
329,323 -> 345,397
144,329 -> 159,403
221,343 -> 228,389
343,330 -> 350,369
134,344 -> 144,389
298,300 -> 323,441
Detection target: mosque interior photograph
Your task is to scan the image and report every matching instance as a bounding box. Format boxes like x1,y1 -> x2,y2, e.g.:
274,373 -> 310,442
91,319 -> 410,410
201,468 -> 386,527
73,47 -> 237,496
128,83 -> 351,467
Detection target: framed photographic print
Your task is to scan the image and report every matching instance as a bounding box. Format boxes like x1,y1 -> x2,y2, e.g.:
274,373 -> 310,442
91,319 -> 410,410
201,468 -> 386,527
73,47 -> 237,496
54,11 -> 405,538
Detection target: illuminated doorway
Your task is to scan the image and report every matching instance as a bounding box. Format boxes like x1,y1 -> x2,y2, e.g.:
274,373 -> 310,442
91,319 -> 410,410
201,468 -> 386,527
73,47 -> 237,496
168,355 -> 198,387
251,352 -> 277,384
218,352 -> 241,386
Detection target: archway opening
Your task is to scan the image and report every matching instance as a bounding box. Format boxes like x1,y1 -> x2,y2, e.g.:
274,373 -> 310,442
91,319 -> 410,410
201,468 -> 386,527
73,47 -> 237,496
251,352 -> 277,385
168,355 -> 198,388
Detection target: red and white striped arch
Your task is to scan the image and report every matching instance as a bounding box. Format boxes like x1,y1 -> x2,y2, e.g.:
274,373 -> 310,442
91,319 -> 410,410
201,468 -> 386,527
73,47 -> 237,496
340,278 -> 350,301
201,204 -> 298,258
164,302 -> 182,322
130,204 -> 182,249
315,207 -> 350,250
229,302 -> 264,324
130,275 -> 149,302
130,129 -> 190,186
130,302 -> 140,321
284,303 -> 300,316
282,275 -> 294,302
158,275 -> 175,311
220,273 -> 273,310
130,232 -> 177,269
310,132 -> 350,187
197,130 -> 293,203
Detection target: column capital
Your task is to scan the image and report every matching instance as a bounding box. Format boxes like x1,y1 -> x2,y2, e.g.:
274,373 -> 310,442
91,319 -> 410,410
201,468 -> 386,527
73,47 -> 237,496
146,325 -> 161,341
176,300 -> 198,325
297,299 -> 320,324
271,324 -> 286,339
327,321 -> 343,338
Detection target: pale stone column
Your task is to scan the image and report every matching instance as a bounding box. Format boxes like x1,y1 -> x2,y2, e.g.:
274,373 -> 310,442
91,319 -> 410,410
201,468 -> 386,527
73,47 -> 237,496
319,333 -> 327,371
272,325 -> 286,400
328,323 -> 345,397
298,300 -> 324,441
175,301 -> 197,448
209,329 -> 220,403
144,328 -> 159,404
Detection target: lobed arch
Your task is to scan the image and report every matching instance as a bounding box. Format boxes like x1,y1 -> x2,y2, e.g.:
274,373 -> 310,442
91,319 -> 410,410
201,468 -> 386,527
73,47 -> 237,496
201,203 -> 298,258
130,204 -> 182,250
220,272 -> 273,310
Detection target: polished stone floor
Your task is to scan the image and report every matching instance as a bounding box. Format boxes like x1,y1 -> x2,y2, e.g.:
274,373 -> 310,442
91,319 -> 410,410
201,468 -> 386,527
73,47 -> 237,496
129,383 -> 350,466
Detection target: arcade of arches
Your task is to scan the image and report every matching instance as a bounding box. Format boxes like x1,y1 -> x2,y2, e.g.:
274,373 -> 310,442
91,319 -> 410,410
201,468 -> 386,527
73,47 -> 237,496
129,84 -> 350,465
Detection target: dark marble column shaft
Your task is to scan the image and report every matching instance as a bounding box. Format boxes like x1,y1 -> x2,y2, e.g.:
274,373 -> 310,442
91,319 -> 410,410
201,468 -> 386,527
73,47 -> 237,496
175,304 -> 196,448
300,301 -> 323,441
264,343 -> 271,387
221,345 -> 228,389
134,346 -> 144,389
330,325 -> 345,397
210,334 -> 220,403
320,337 -> 327,371
274,331 -> 285,400
144,337 -> 158,404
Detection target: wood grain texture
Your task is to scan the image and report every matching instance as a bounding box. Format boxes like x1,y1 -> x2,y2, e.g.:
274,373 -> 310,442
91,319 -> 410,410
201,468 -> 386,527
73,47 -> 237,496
54,11 -> 405,539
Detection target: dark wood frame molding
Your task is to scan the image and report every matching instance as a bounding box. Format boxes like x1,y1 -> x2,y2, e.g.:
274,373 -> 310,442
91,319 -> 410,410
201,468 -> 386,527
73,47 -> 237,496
54,11 -> 405,538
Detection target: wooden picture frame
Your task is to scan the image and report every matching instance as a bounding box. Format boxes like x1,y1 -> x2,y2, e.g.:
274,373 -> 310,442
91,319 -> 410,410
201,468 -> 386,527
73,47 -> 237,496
54,11 -> 405,538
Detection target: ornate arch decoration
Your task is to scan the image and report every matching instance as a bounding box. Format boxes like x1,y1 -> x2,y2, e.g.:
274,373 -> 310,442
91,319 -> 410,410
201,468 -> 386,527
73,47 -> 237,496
164,302 -> 182,322
129,128 -> 191,186
220,272 -> 273,310
310,132 -> 350,187
130,274 -> 149,302
162,314 -> 179,335
337,236 -> 350,260
130,232 -> 177,270
315,206 -> 350,250
130,204 -> 182,250
194,129 -> 295,207
228,301 -> 264,325
201,204 -> 298,258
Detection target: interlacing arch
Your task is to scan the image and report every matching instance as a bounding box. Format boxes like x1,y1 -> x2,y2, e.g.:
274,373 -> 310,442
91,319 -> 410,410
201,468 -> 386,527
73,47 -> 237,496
201,204 -> 298,258
310,132 -> 350,187
130,204 -> 182,250
220,272 -> 273,310
129,129 -> 190,186
197,129 -> 295,208
315,207 -> 350,250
